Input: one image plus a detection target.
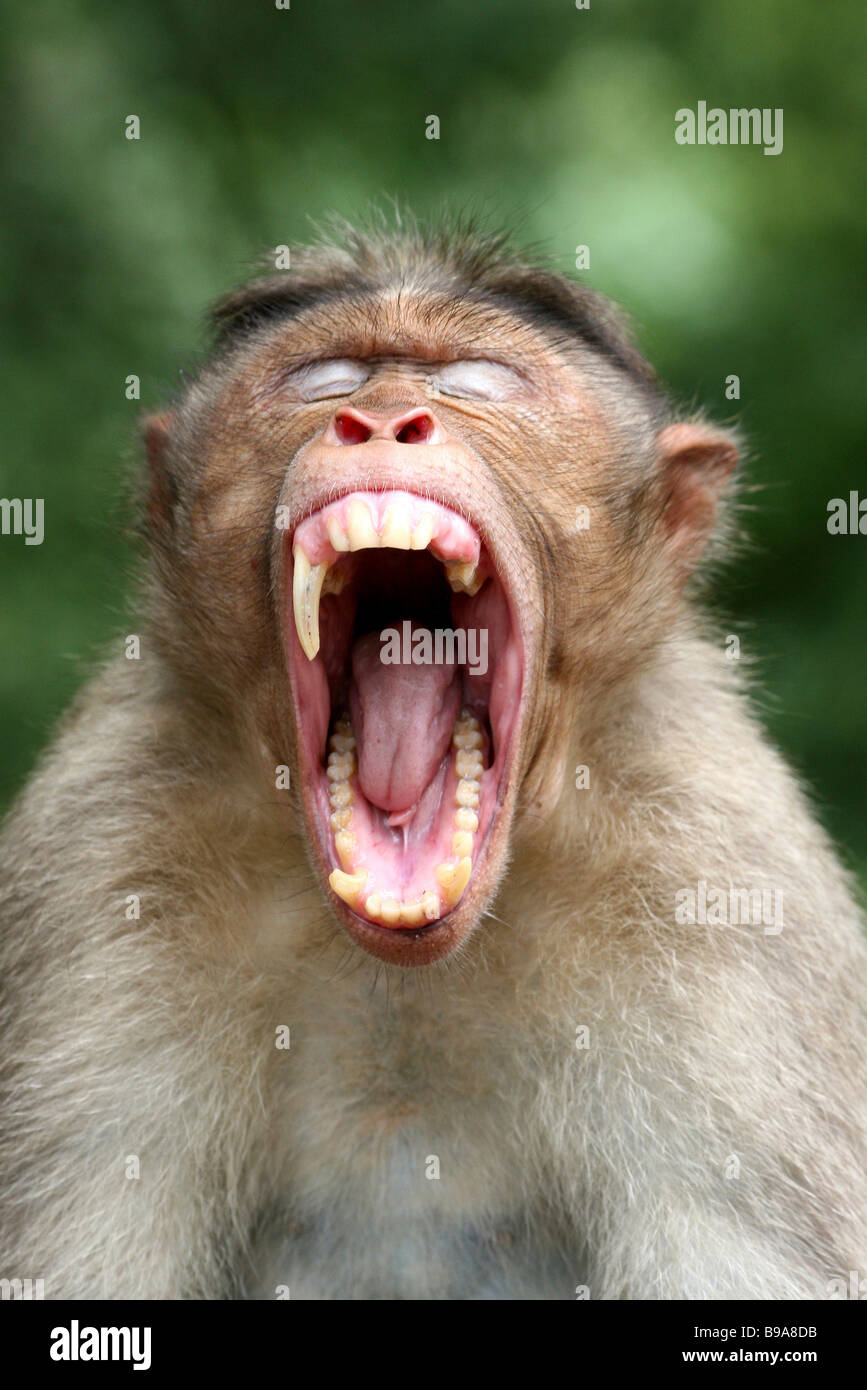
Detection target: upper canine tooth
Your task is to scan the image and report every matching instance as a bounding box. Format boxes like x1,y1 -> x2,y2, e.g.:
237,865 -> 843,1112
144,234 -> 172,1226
410,512 -> 436,550
292,547 -> 329,661
347,499 -> 380,551
326,516 -> 350,552
380,501 -> 412,550
445,559 -> 483,596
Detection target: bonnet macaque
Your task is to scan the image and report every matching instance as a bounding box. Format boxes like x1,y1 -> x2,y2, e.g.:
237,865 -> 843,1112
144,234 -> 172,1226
1,220 -> 864,1299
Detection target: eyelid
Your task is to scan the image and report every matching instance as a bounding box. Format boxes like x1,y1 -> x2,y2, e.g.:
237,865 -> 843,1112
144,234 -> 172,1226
431,359 -> 525,400
286,359 -> 371,401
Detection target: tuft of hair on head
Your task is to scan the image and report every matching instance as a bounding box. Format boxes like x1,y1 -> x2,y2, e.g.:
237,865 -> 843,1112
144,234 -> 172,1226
208,206 -> 661,396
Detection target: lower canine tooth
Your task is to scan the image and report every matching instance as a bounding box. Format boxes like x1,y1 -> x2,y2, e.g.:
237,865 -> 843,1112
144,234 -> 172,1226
292,548 -> 329,660
329,868 -> 367,908
435,857 -> 472,908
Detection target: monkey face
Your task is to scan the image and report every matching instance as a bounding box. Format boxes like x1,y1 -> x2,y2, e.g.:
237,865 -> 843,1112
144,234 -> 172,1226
258,296 -> 561,965
151,281 -> 735,967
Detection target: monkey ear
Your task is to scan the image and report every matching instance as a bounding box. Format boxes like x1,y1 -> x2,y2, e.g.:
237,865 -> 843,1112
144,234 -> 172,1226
656,422 -> 738,574
143,412 -> 177,527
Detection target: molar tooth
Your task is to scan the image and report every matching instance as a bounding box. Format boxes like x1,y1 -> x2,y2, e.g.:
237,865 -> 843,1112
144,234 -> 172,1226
456,779 -> 480,808
453,729 -> 484,751
380,500 -> 412,550
380,898 -> 401,926
452,830 -> 474,857
399,899 -> 425,926
329,782 -> 354,808
455,749 -> 483,779
330,732 -> 356,753
364,893 -> 382,918
347,498 -> 380,551
292,548 -> 330,660
445,559 -> 483,596
410,512 -> 436,550
435,856 -> 472,908
329,868 -> 367,908
334,830 -> 357,869
327,756 -> 355,780
329,808 -> 352,831
421,890 -> 440,920
326,516 -> 350,552
455,807 -> 479,833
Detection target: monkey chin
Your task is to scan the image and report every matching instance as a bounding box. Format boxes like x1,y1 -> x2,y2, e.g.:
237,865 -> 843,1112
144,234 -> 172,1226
282,472 -> 528,967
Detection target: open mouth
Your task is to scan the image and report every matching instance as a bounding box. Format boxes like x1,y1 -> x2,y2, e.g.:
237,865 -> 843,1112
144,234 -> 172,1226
284,488 -> 523,954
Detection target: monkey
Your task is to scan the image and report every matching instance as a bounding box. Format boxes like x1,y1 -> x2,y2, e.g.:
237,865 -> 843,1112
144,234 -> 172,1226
0,214 -> 864,1301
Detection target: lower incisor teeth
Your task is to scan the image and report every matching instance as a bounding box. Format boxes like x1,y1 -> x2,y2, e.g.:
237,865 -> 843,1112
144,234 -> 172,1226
399,900 -> 425,926
360,888 -> 442,925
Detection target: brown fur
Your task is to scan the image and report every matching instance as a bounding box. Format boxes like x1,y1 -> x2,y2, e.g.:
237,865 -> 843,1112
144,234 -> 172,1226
0,217 -> 864,1298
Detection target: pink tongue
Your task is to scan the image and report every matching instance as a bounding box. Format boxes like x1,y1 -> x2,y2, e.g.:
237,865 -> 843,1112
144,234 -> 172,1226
349,625 -> 461,814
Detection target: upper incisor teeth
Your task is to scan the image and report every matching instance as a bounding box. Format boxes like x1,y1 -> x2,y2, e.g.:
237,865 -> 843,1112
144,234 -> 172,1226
380,500 -> 412,550
347,499 -> 379,550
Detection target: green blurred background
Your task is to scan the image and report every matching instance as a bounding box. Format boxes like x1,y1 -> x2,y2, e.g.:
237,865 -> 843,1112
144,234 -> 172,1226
1,0 -> 865,882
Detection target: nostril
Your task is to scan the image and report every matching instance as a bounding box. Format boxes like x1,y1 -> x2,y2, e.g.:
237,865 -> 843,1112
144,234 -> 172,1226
333,411 -> 372,446
395,411 -> 436,445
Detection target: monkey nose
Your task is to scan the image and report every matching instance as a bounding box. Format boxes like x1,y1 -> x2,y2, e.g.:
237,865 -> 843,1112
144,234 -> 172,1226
326,406 -> 441,446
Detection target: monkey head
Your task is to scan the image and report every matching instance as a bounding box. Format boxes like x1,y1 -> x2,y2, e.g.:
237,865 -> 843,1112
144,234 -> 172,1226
143,223 -> 737,967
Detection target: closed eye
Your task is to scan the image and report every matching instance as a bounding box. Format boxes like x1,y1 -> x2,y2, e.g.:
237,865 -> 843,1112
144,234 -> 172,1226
287,359 -> 372,401
432,360 -> 524,402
